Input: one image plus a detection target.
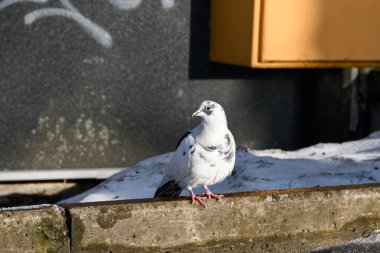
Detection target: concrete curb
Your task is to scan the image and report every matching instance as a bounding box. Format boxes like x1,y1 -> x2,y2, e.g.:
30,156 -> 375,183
65,184 -> 380,252
1,184 -> 380,252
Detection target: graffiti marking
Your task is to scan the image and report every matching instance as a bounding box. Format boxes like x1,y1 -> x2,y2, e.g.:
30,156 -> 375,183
0,0 -> 176,48
25,8 -> 113,48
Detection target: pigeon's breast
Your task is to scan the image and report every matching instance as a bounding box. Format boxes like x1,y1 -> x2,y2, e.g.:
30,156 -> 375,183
185,133 -> 236,187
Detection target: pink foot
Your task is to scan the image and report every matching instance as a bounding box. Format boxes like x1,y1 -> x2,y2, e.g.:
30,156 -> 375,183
188,189 -> 206,207
202,186 -> 224,201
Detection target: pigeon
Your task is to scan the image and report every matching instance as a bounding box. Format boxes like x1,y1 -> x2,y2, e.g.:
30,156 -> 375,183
154,100 -> 236,206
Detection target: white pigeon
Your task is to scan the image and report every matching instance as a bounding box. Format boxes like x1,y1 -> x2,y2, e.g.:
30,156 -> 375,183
154,100 -> 236,206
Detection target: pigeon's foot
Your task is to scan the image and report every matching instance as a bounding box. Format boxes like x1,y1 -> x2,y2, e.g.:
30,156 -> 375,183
188,188 -> 206,207
191,195 -> 206,207
202,186 -> 224,201
200,192 -> 224,201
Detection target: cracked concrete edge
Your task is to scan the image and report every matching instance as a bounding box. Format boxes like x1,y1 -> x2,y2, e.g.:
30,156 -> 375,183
0,204 -> 70,253
1,184 -> 380,253
64,183 -> 380,253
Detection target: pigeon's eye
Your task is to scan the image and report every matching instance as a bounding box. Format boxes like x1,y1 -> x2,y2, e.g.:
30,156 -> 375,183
206,107 -> 211,111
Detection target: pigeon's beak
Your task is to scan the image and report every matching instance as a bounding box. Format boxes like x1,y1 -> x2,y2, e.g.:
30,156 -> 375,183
192,110 -> 202,117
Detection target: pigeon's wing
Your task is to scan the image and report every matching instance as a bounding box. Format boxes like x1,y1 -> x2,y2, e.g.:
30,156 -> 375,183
175,131 -> 192,149
154,132 -> 195,198
168,132 -> 195,179
154,178 -> 182,198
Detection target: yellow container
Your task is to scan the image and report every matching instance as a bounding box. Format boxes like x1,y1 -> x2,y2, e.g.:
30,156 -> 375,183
210,0 -> 380,68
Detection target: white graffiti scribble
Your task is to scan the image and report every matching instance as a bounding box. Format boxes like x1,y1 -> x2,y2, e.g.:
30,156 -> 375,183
0,0 -> 47,10
0,0 -> 175,48
25,8 -> 113,47
109,0 -> 174,10
60,0 -> 78,12
108,0 -> 141,10
160,0 -> 174,9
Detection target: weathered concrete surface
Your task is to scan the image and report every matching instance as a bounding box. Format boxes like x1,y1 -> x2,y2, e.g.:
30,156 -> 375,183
0,205 -> 69,253
66,184 -> 380,253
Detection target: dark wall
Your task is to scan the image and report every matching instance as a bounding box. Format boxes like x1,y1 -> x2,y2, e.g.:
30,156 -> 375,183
0,0 -> 373,170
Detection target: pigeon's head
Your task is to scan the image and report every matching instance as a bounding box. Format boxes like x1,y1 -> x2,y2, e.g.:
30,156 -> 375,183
192,100 -> 227,123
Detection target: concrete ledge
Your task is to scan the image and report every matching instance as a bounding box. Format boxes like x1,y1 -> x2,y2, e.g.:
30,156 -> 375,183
0,205 -> 69,253
1,184 -> 379,252
65,184 -> 380,252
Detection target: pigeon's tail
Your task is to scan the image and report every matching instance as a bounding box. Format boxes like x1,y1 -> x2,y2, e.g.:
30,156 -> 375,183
154,180 -> 182,198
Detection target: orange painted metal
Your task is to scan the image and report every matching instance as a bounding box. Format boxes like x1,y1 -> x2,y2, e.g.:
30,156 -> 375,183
210,0 -> 380,68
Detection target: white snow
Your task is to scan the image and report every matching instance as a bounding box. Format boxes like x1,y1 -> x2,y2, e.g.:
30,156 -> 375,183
60,131 -> 380,204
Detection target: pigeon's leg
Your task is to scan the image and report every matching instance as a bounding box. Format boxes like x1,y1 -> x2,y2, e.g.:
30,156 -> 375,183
187,187 -> 206,207
201,186 -> 224,201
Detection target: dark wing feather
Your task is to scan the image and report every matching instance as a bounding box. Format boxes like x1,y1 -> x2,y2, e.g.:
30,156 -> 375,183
154,180 -> 182,198
175,131 -> 192,149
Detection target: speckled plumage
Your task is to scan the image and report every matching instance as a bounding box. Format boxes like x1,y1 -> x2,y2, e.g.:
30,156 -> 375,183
154,101 -> 236,206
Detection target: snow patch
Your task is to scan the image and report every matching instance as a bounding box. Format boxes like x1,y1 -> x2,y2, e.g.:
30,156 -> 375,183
61,131 -> 380,204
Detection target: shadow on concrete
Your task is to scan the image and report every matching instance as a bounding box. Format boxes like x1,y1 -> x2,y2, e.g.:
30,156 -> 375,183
0,180 -> 101,207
